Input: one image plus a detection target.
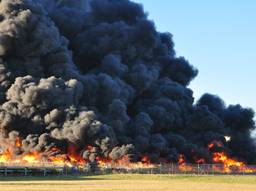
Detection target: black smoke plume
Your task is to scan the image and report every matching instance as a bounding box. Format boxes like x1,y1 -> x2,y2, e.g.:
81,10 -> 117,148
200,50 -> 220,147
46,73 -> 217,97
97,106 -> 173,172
0,0 -> 255,164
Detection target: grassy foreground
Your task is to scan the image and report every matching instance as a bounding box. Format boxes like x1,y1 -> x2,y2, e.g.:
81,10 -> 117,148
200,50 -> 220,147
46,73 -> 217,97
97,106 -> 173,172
0,174 -> 256,191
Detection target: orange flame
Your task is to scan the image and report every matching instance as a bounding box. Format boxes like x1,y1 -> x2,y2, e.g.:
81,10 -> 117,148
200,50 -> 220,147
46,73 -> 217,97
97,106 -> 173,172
1,137 -> 256,174
141,155 -> 151,164
178,154 -> 193,171
0,143 -> 86,167
15,138 -> 22,147
208,140 -> 223,149
207,141 -> 255,173
0,149 -> 11,163
212,152 -> 245,173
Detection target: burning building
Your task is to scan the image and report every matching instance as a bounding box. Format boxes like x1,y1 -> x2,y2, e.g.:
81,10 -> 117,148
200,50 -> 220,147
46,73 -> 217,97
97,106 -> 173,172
0,0 -> 255,172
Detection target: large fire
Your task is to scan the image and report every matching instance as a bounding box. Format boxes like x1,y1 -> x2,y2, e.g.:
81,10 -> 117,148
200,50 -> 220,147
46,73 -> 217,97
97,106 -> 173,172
0,137 -> 255,174
0,148 -> 84,167
207,141 -> 255,173
0,140 -> 154,170
212,152 -> 245,173
0,139 -> 86,167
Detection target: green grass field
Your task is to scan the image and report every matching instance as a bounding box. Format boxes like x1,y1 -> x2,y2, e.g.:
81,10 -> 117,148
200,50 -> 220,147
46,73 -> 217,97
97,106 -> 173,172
0,174 -> 256,191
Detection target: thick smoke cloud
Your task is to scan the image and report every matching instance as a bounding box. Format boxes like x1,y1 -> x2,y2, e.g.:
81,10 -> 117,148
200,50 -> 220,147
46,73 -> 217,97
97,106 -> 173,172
0,0 -> 255,164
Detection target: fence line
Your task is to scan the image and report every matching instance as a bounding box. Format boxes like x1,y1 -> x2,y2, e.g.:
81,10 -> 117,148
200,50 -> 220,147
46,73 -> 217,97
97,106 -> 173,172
1,162 -> 256,176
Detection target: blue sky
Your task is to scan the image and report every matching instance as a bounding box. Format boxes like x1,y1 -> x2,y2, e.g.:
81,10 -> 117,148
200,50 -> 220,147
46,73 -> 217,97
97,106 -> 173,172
133,0 -> 256,113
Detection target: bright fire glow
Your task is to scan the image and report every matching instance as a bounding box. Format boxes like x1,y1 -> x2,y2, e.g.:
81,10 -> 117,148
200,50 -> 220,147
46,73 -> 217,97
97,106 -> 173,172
0,143 -> 154,170
208,140 -> 223,149
207,141 -> 255,173
212,152 -> 244,173
0,141 -> 86,167
178,154 -> 193,171
0,137 -> 255,174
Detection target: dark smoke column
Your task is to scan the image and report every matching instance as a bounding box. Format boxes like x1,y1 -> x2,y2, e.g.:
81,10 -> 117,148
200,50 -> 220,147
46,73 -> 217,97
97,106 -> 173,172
0,0 -> 255,164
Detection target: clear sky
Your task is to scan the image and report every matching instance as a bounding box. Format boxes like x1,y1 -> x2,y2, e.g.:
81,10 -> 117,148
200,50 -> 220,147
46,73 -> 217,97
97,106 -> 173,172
133,0 -> 256,114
